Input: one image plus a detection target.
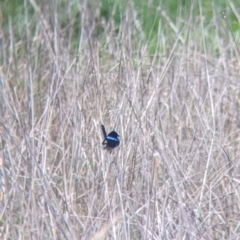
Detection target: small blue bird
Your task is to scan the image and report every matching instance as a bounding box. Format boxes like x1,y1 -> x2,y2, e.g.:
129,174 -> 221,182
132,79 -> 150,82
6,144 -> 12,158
101,124 -> 120,152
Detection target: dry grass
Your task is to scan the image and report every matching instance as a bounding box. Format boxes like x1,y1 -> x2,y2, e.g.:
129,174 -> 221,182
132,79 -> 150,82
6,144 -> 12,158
1,0 -> 240,239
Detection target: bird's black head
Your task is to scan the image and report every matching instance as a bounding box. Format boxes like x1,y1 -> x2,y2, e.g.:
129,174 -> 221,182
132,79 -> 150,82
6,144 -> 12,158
108,131 -> 120,138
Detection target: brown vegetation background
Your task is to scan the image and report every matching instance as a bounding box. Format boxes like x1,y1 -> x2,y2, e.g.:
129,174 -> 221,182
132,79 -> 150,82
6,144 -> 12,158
1,0 -> 240,239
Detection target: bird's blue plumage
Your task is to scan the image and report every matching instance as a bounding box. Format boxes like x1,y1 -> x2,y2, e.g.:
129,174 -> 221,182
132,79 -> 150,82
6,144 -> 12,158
101,125 -> 120,152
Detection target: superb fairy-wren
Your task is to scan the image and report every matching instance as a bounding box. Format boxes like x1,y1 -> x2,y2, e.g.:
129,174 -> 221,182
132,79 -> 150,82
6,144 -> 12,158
101,124 -> 120,152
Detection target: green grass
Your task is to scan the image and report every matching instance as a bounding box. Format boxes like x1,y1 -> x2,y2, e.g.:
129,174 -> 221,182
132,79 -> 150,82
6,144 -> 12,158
2,0 -> 239,53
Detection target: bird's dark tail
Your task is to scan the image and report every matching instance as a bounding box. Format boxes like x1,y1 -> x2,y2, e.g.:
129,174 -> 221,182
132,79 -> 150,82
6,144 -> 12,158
101,124 -> 107,139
